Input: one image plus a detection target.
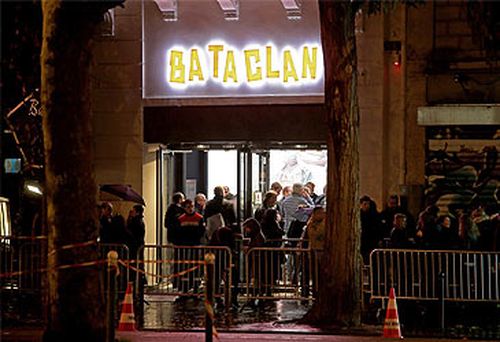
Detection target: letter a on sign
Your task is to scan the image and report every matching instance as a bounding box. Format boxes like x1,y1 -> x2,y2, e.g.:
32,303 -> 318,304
224,51 -> 238,83
283,50 -> 298,82
189,49 -> 204,81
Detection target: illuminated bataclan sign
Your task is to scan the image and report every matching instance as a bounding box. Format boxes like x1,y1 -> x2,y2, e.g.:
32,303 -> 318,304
143,0 -> 324,101
166,43 -> 321,88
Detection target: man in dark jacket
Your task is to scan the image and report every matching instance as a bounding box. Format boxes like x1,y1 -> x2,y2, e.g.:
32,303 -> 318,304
360,195 -> 382,262
380,194 -> 415,238
99,202 -> 126,244
390,213 -> 415,248
205,186 -> 236,228
126,204 -> 145,260
126,205 -> 146,283
164,192 -> 185,292
164,192 -> 185,245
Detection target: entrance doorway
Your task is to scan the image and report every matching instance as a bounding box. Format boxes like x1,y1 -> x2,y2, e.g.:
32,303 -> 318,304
151,144 -> 327,245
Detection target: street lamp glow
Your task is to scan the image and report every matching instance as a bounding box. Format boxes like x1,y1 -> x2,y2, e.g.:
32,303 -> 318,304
26,183 -> 43,196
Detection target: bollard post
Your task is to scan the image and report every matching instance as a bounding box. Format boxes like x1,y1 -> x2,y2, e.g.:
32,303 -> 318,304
438,271 -> 446,335
107,251 -> 119,342
205,253 -> 215,342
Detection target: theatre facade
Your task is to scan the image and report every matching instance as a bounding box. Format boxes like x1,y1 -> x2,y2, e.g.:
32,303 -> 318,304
91,0 -> 500,245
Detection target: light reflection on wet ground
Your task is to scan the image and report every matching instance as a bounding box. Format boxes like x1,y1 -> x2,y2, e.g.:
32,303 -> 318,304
142,295 -> 313,331
141,296 -> 500,339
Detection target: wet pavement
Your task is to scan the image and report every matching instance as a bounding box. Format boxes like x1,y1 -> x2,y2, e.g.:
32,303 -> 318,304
142,295 -> 317,332
3,295 -> 500,340
117,331 -> 494,342
140,295 -> 500,340
1,329 -> 495,342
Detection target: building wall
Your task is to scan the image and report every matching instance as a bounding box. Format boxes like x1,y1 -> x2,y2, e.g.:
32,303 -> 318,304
357,4 -> 425,210
357,0 -> 498,213
92,1 -> 143,196
383,5 -> 407,205
91,0 -> 497,220
403,2 -> 434,214
142,147 -> 157,246
427,1 -> 499,104
434,0 -> 483,59
91,1 -> 429,213
357,12 -> 385,206
143,104 -> 327,144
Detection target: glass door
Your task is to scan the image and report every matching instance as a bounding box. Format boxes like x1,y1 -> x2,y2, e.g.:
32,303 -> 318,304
158,148 -> 177,245
251,151 -> 270,216
236,149 -> 270,221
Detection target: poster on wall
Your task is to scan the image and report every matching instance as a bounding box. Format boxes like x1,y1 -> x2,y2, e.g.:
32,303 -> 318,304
185,179 -> 197,202
270,150 -> 327,195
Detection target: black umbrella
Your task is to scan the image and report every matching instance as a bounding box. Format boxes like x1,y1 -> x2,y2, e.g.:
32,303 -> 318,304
99,184 -> 146,206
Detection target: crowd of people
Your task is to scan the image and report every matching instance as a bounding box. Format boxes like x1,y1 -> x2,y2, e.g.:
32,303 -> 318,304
163,181 -> 498,268
98,201 -> 146,286
98,202 -> 146,265
161,181 -> 326,305
96,181 -> 499,302
163,182 -> 327,252
360,194 -> 500,262
97,185 -> 499,271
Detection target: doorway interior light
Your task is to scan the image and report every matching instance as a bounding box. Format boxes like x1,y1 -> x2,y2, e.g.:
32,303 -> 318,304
216,0 -> 239,21
153,0 -> 178,21
280,0 -> 302,20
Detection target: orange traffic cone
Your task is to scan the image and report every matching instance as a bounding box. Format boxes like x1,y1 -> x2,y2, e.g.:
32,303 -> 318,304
118,282 -> 136,331
383,287 -> 403,339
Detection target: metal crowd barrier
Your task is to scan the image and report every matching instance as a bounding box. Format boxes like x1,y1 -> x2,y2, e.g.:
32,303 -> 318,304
0,236 -> 48,292
136,241 -> 321,303
0,236 -> 131,326
244,247 -> 321,300
236,238 -> 306,285
370,249 -> 500,302
1,236 -> 17,290
18,240 -> 47,293
0,236 -> 48,325
139,244 -> 233,302
1,237 -> 130,294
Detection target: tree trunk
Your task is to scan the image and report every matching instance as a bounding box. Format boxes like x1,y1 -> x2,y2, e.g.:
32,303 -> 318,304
304,1 -> 362,326
41,2 -> 107,340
